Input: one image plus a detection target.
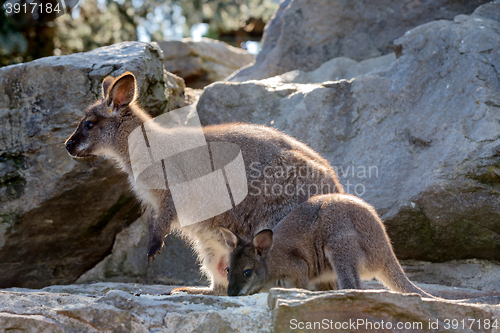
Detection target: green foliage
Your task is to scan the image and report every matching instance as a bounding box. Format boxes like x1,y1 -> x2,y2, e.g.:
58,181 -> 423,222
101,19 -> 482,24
0,10 -> 27,66
0,0 -> 277,66
0,0 -> 61,65
180,0 -> 276,34
55,0 -> 138,55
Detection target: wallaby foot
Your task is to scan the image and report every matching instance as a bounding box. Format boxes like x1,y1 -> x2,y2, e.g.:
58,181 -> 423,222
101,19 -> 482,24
170,284 -> 227,296
314,281 -> 338,291
335,267 -> 362,290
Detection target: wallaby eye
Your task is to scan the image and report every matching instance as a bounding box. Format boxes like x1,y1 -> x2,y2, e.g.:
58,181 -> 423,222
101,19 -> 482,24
243,269 -> 252,277
83,121 -> 94,130
226,267 -> 230,275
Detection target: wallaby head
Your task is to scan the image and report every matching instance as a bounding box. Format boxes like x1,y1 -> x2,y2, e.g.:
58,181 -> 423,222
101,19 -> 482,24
220,227 -> 273,296
65,72 -> 149,163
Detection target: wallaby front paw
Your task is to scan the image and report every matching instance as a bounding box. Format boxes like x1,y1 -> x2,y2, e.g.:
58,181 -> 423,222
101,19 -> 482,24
171,286 -> 227,296
147,237 -> 164,263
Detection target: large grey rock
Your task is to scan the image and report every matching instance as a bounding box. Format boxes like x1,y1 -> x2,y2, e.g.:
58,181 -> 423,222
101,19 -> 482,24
0,283 -> 272,332
275,53 -> 396,84
0,42 -> 185,288
197,3 -> 500,262
0,282 -> 498,332
269,289 -> 500,333
156,38 -> 255,88
229,0 -> 490,82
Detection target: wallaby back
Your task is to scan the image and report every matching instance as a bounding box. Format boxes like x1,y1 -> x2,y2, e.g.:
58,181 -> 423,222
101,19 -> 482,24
222,194 -> 432,297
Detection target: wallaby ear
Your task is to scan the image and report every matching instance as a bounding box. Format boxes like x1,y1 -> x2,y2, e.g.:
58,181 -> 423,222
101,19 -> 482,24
101,76 -> 115,99
107,72 -> 137,112
220,226 -> 240,250
253,229 -> 273,257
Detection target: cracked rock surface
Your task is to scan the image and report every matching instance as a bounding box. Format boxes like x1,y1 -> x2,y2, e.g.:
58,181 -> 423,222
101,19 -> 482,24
269,288 -> 500,333
0,283 -> 271,333
0,282 -> 499,332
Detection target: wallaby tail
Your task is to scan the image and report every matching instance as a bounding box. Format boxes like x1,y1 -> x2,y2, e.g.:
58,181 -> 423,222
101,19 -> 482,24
377,258 -> 500,304
377,254 -> 435,299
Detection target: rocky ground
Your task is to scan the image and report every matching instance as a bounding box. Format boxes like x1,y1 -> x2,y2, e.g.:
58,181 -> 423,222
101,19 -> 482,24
1,0 -> 499,332
0,283 -> 270,332
2,256 -> 500,331
1,273 -> 500,332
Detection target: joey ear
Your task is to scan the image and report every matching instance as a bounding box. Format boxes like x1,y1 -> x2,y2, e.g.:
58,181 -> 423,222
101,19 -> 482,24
253,229 -> 273,257
101,76 -> 115,99
107,72 -> 137,112
219,226 -> 240,250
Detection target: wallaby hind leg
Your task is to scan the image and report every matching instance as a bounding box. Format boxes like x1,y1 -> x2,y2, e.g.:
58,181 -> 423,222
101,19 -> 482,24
290,259 -> 310,290
325,248 -> 362,290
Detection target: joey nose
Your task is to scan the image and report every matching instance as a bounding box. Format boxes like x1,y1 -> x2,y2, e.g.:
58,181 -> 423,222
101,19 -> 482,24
227,284 -> 240,297
65,140 -> 75,152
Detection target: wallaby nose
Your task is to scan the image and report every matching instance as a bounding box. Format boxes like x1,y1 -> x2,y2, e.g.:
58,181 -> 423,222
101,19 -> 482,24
227,284 -> 240,297
65,140 -> 75,152
227,288 -> 238,296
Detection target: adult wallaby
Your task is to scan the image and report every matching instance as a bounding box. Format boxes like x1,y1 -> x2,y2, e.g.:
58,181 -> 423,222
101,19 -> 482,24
221,193 -> 433,298
65,72 -> 343,295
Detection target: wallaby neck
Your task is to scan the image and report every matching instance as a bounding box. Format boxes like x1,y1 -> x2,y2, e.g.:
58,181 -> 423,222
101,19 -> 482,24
111,105 -> 152,177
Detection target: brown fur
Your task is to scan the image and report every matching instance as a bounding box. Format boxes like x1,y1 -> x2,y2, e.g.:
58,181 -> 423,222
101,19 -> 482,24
221,194 -> 434,298
65,72 -> 343,295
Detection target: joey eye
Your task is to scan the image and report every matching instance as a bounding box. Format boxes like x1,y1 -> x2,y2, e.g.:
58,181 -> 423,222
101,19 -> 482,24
243,269 -> 252,277
226,267 -> 230,274
83,121 -> 94,130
